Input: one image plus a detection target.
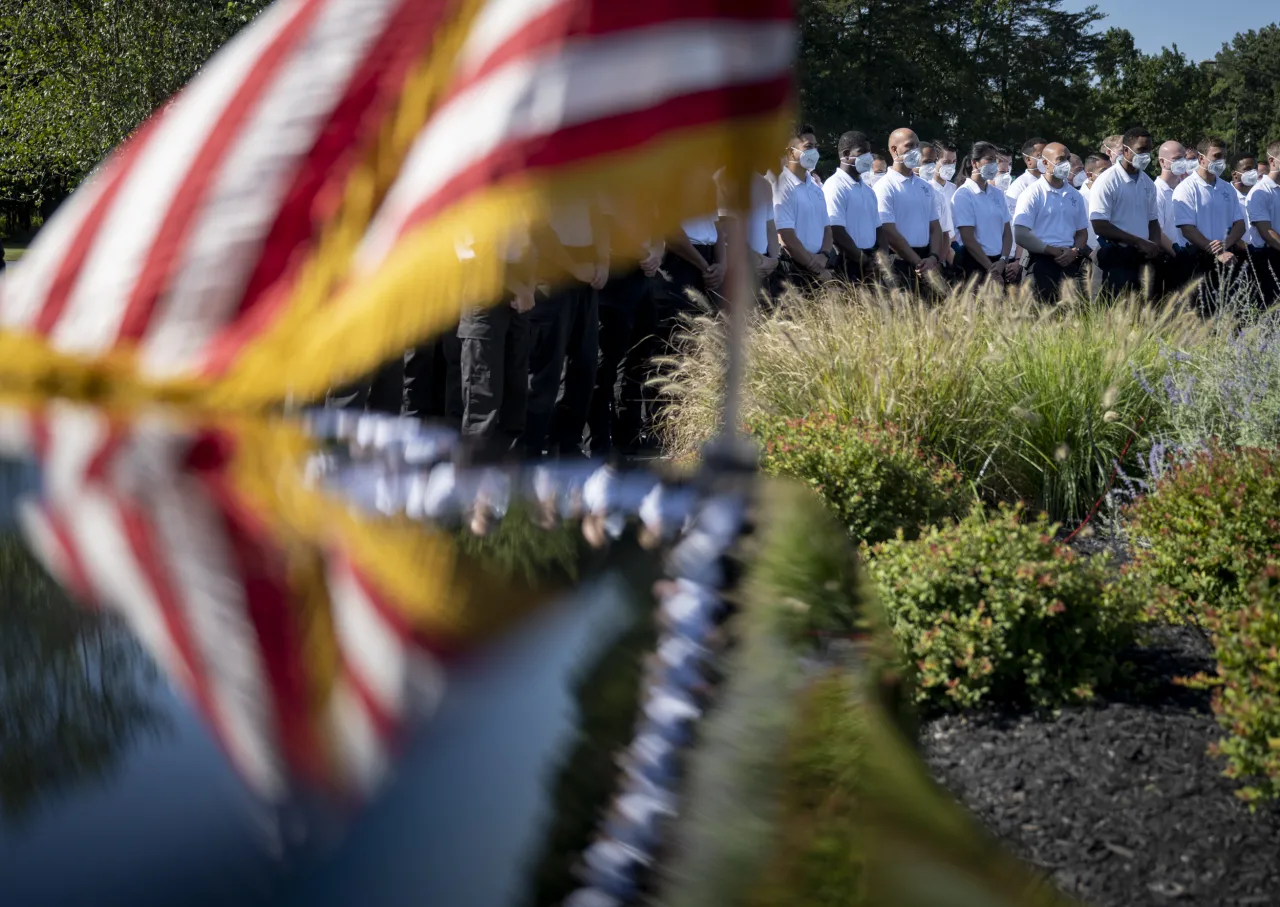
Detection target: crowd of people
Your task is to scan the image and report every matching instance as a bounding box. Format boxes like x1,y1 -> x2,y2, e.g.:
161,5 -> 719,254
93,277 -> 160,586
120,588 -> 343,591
330,124 -> 1280,463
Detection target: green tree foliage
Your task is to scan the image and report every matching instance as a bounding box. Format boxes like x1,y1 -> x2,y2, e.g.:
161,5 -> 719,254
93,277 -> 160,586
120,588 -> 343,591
0,0 -> 269,228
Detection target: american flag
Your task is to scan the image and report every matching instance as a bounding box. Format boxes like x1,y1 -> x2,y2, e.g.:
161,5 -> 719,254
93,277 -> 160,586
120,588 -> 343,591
0,401 -> 535,800
0,0 -> 795,407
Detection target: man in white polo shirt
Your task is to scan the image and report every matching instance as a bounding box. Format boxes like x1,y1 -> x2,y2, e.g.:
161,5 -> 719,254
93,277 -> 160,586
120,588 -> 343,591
921,141 -> 959,268
1088,126 -> 1162,296
775,123 -> 833,288
1247,139 -> 1280,306
952,140 -> 1020,285
1173,136 -> 1246,312
1012,142 -> 1090,302
875,126 -> 944,293
1005,136 -> 1047,218
824,130 -> 880,283
1154,139 -> 1197,296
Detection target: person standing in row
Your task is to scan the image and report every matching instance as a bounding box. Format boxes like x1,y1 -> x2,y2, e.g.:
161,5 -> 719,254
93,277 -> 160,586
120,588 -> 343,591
875,127 -> 944,293
952,142 -> 1020,285
825,130 -> 881,283
527,200 -> 608,458
1012,142 -> 1089,302
921,141 -> 958,268
1154,140 -> 1196,295
1069,154 -> 1087,189
775,124 -> 834,288
1006,137 -> 1048,218
866,154 -> 888,188
1173,136 -> 1245,313
1232,156 -> 1264,284
1088,126 -> 1161,296
1247,140 -> 1280,306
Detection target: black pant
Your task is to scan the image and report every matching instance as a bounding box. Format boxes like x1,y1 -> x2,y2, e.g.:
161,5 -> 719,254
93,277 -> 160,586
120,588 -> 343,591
1156,245 -> 1198,299
834,247 -> 880,285
1243,245 -> 1280,307
327,355 -> 405,415
590,269 -> 656,456
1096,243 -> 1159,298
665,245 -> 716,309
891,244 -> 944,295
1188,248 -> 1247,316
1025,252 -> 1084,303
526,279 -> 599,458
457,299 -> 530,455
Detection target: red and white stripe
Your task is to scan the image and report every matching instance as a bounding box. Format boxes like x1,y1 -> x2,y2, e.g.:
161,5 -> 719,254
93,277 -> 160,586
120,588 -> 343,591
0,0 -> 448,381
356,0 -> 794,270
0,403 -> 444,800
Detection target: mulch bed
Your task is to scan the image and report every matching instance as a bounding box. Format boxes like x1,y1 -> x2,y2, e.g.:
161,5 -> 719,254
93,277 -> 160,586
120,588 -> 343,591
921,626 -> 1280,907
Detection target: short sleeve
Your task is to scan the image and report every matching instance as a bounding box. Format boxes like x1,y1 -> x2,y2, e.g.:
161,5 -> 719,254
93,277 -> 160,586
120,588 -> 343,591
773,184 -> 798,231
823,179 -> 850,227
1087,176 -> 1110,221
1146,183 -> 1158,222
951,189 -> 975,229
1012,187 -> 1037,229
874,182 -> 896,225
1234,191 -> 1247,225
1074,193 -> 1089,231
1172,184 -> 1196,228
1248,187 -> 1274,226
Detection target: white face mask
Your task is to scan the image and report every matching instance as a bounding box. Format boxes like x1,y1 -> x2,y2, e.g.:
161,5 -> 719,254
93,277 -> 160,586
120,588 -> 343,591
1035,157 -> 1047,174
979,162 -> 999,181
1130,152 -> 1152,171
798,147 -> 820,171
865,171 -> 883,187
1206,158 -> 1227,178
994,172 -> 1012,190
901,148 -> 922,169
1052,160 -> 1071,181
1169,159 -> 1189,176
938,163 -> 956,181
918,162 -> 937,181
853,152 -> 874,173
1072,170 -> 1088,188
1241,169 -> 1260,187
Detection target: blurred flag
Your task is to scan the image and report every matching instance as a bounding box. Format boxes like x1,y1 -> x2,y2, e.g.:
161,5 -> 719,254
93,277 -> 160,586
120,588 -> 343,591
0,0 -> 795,408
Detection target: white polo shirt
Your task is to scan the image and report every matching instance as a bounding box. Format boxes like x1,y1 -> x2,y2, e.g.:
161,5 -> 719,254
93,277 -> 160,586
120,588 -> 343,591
874,168 -> 941,249
1246,174 -> 1280,248
1155,178 -> 1183,246
1006,168 -> 1038,217
681,215 -> 718,246
823,167 -> 879,250
773,167 -> 828,254
1172,172 -> 1243,246
1079,182 -> 1099,250
1087,162 -> 1158,241
1237,187 -> 1260,248
931,179 -> 958,235
1013,177 -> 1089,249
714,172 -> 774,256
951,178 -> 1011,257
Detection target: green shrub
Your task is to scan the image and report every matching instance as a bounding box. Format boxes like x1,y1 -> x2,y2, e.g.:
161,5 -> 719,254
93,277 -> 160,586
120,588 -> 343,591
1126,444 -> 1280,623
752,413 -> 968,545
1192,565 -> 1280,805
867,505 -> 1138,712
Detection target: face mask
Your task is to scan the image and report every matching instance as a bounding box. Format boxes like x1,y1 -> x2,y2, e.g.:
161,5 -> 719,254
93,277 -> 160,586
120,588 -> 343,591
1035,158 -> 1047,174
864,172 -> 882,187
853,152 -> 874,173
1206,158 -> 1227,177
1169,160 -> 1188,176
938,163 -> 956,181
1241,169 -> 1260,187
1052,161 -> 1072,181
901,148 -> 922,169
979,162 -> 999,181
798,148 -> 820,171
994,172 -> 1012,190
1130,152 -> 1152,171
918,162 -> 937,181
1072,170 -> 1088,188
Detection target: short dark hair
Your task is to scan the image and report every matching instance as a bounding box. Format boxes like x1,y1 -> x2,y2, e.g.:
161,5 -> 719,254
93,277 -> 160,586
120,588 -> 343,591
1085,153 -> 1109,173
1197,136 -> 1228,156
791,122 -> 816,143
872,152 -> 886,163
1121,127 -> 1152,148
1021,137 -> 1048,157
1234,152 -> 1258,168
970,141 -> 1001,163
932,140 -> 956,154
838,130 -> 870,159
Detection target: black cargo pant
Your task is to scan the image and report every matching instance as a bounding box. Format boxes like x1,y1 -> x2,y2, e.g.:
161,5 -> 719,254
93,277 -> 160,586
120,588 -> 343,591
1189,248 -> 1246,316
526,270 -> 599,458
1243,245 -> 1280,307
891,244 -> 947,296
590,269 -> 658,456
1025,252 -> 1084,303
1096,242 -> 1160,298
457,298 -> 531,455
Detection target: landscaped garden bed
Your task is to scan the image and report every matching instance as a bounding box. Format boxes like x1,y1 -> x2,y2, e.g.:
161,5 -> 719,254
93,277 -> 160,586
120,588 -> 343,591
658,283 -> 1280,906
